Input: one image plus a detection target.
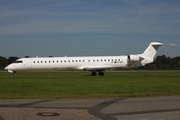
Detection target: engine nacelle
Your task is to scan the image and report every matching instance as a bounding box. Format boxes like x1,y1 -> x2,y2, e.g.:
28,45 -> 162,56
128,55 -> 140,61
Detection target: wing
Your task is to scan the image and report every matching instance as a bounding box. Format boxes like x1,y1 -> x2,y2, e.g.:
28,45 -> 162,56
83,66 -> 122,71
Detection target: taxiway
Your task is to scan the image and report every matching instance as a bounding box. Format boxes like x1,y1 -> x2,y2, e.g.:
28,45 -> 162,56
0,96 -> 180,120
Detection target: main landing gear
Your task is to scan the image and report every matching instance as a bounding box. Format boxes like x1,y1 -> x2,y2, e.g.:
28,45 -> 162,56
91,71 -> 104,76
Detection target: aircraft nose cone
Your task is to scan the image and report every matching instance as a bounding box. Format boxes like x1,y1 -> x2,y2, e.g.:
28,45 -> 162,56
4,66 -> 8,70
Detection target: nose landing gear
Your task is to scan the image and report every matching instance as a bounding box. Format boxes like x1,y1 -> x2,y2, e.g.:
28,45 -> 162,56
13,71 -> 17,77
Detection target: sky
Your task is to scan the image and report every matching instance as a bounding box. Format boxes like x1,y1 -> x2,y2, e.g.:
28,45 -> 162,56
0,0 -> 180,58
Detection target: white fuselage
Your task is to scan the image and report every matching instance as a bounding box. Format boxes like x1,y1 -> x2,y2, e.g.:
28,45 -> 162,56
5,42 -> 167,75
5,56 -> 129,72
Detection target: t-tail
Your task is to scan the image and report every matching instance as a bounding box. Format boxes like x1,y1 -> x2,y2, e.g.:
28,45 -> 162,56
127,42 -> 163,67
141,42 -> 163,58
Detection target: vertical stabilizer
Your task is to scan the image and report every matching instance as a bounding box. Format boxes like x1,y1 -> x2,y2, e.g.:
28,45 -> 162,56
141,42 -> 163,58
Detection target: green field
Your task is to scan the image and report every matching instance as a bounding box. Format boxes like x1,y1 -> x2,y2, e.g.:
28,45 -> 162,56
0,71 -> 180,99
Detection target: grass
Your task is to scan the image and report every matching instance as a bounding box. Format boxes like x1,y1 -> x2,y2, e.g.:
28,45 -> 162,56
0,71 -> 180,99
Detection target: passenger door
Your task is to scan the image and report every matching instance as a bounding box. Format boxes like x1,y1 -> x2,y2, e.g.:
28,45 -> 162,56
26,58 -> 32,69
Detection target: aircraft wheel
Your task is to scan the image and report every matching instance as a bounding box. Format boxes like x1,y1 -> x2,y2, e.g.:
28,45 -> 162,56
91,72 -> 97,76
14,71 -> 17,77
98,72 -> 104,76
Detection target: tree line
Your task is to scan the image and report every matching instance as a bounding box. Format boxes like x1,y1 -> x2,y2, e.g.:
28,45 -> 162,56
144,55 -> 180,70
0,55 -> 180,70
0,56 -> 19,70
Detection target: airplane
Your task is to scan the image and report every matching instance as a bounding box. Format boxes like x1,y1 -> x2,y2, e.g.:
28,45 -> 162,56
4,42 -> 173,76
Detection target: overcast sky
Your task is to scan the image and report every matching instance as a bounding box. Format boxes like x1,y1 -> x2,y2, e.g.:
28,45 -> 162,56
0,0 -> 180,58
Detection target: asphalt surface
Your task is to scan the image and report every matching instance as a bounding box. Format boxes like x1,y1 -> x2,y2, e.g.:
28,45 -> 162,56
0,96 -> 180,120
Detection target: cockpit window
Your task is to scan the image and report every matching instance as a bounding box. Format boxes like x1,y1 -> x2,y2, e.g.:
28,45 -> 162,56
13,61 -> 23,63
